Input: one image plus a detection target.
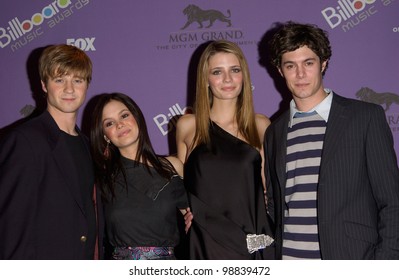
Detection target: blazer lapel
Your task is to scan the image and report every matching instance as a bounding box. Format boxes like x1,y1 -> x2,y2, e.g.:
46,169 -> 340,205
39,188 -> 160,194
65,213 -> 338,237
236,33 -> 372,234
321,94 -> 350,170
275,113 -> 290,193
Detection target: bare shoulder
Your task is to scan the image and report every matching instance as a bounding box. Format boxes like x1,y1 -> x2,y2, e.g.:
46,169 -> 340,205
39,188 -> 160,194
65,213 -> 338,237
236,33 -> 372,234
176,114 -> 196,163
176,113 -> 196,131
255,113 -> 271,133
176,113 -> 196,142
166,155 -> 184,177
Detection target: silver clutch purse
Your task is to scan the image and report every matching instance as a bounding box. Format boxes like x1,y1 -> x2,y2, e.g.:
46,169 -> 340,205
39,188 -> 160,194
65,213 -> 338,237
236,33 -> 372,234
246,234 -> 274,254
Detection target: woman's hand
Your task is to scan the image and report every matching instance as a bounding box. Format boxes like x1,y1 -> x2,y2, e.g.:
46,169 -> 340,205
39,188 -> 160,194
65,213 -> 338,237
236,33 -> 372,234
183,207 -> 193,233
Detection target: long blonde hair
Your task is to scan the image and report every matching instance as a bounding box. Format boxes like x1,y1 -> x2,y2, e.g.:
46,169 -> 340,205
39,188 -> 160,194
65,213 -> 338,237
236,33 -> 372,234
192,40 -> 261,149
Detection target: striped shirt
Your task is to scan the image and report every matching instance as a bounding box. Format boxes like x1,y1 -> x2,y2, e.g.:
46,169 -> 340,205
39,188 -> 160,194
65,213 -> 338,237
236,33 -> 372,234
283,112 -> 326,259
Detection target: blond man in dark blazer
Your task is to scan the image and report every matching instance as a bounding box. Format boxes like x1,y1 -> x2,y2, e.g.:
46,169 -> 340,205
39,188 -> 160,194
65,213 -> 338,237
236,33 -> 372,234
0,45 -> 103,259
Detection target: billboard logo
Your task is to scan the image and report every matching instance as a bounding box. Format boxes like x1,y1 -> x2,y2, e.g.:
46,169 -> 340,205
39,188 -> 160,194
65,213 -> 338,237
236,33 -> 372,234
0,0 -> 72,49
67,38 -> 96,51
153,103 -> 192,136
321,0 -> 376,30
181,4 -> 232,30
1,0 -> 90,52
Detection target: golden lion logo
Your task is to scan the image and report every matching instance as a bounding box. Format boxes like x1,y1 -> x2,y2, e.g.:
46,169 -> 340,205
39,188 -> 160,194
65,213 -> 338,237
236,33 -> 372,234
181,4 -> 232,30
356,87 -> 399,111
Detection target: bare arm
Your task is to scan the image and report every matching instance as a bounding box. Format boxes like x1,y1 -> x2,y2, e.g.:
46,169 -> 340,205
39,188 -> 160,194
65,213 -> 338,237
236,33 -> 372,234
175,114 -> 196,164
166,155 -> 184,177
166,154 -> 193,233
175,115 -> 197,233
255,113 -> 271,194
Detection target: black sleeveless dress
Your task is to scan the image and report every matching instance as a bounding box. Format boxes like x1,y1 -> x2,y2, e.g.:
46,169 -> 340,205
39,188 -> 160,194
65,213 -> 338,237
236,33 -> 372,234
184,122 -> 275,259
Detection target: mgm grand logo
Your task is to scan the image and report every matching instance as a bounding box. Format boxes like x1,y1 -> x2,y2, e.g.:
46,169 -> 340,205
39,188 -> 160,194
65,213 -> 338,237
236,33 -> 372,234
356,87 -> 399,111
356,87 -> 399,131
180,4 -> 232,30
168,4 -> 243,46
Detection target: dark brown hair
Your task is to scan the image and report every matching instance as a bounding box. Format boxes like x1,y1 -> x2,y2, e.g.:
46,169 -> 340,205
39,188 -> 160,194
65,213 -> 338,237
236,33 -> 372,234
269,21 -> 332,74
90,92 -> 177,200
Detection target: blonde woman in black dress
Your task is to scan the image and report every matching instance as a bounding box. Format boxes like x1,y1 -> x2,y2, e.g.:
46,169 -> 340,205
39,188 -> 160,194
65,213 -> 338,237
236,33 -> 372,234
176,40 -> 275,259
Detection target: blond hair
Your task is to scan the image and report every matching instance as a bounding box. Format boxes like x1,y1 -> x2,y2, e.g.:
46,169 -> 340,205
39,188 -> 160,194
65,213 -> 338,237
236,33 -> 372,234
39,44 -> 92,84
192,40 -> 260,150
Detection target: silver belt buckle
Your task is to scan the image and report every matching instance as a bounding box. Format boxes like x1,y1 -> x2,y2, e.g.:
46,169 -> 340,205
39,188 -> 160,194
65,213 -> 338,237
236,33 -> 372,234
246,234 -> 274,254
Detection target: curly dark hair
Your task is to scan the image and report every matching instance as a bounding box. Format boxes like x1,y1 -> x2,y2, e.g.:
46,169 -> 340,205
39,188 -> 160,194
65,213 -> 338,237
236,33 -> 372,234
269,21 -> 332,75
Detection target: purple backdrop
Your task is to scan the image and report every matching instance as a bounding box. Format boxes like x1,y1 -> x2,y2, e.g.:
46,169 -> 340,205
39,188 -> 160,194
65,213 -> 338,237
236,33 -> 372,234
1,0 -> 398,160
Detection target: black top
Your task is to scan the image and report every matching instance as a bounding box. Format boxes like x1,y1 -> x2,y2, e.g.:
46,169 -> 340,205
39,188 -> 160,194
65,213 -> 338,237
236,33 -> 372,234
184,122 -> 275,259
62,131 -> 96,259
104,157 -> 188,248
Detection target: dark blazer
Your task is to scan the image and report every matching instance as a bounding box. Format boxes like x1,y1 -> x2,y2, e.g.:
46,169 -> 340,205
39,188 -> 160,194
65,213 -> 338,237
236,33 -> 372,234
0,111 -> 103,259
265,93 -> 399,259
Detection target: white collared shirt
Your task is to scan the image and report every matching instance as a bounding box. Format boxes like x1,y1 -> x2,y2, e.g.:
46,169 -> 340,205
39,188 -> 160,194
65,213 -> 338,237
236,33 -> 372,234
289,88 -> 333,128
